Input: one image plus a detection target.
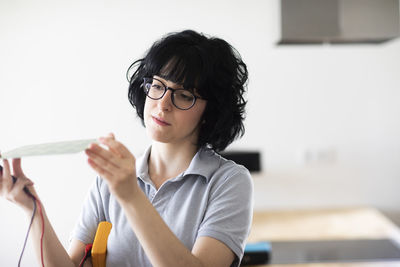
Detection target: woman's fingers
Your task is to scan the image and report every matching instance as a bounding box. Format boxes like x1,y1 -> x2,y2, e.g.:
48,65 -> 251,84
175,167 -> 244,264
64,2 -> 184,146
1,159 -> 36,211
98,138 -> 123,159
12,158 -> 26,178
88,134 -> 135,169
85,148 -> 118,174
86,135 -> 137,200
99,136 -> 134,159
8,176 -> 33,201
86,143 -> 121,169
106,132 -> 115,139
87,157 -> 113,178
1,159 -> 13,192
86,135 -> 136,184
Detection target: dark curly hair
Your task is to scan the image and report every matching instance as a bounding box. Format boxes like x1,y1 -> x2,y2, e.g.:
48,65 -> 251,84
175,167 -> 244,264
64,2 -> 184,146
127,30 -> 248,152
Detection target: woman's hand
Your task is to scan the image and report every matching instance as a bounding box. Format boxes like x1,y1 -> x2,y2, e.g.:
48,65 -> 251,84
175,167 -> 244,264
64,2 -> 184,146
0,158 -> 38,213
85,133 -> 138,202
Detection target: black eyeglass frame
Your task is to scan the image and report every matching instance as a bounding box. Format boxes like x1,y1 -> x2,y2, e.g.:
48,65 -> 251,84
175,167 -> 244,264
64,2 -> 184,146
142,77 -> 205,110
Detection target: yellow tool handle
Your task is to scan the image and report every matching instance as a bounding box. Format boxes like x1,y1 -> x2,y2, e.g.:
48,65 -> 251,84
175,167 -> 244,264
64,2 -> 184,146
92,221 -> 112,267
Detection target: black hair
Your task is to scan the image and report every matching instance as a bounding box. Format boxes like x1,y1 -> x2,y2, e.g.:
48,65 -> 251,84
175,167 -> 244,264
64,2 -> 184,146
127,30 -> 248,152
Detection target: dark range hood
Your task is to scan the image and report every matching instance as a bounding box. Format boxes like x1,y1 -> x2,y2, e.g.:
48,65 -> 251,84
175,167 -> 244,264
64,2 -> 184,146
278,0 -> 400,44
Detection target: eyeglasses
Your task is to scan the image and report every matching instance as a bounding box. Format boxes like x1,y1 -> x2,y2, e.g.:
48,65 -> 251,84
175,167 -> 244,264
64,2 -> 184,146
142,77 -> 204,110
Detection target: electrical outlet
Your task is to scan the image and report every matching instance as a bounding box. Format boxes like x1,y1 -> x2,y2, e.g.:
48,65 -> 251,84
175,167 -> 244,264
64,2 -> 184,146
298,147 -> 337,165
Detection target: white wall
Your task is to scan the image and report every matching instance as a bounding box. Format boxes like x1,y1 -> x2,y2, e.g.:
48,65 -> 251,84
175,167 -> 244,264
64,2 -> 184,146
1,0 -> 399,265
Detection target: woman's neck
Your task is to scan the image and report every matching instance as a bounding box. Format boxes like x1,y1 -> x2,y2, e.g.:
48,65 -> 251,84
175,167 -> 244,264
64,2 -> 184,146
148,141 -> 198,189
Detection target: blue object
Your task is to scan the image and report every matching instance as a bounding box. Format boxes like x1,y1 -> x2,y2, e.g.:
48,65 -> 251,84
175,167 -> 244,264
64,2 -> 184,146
244,241 -> 271,253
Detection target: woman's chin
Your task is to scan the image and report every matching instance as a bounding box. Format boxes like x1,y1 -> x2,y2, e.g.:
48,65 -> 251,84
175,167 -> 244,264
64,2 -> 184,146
146,129 -> 172,144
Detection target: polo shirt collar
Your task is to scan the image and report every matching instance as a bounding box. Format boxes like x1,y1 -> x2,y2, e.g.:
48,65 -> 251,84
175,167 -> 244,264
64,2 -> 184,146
136,146 -> 220,184
182,146 -> 220,182
136,146 -> 152,184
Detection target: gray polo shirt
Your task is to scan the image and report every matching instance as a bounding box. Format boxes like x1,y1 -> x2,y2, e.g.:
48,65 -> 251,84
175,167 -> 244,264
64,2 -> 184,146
73,146 -> 253,267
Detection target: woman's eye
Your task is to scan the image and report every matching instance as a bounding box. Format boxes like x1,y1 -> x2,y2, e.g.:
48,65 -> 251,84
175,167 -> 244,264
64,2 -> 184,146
152,84 -> 164,91
177,91 -> 194,101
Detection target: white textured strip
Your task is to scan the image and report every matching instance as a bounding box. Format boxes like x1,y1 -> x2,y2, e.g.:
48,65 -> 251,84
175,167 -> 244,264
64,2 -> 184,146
0,139 -> 97,159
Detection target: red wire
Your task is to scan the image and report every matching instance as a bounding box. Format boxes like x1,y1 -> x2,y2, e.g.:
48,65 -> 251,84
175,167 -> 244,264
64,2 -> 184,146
36,198 -> 45,267
79,244 -> 93,267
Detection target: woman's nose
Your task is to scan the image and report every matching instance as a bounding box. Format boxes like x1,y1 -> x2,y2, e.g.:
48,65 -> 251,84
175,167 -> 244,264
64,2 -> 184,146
158,89 -> 173,111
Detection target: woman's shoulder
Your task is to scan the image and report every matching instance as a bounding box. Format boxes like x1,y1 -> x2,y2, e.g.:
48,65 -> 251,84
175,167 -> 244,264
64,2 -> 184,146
199,147 -> 252,185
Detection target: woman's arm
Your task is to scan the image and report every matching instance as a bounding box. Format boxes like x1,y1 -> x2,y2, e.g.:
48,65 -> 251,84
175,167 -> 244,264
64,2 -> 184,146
85,136 -> 235,267
0,159 -> 82,267
118,183 -> 235,267
29,205 -> 80,267
69,239 -> 92,267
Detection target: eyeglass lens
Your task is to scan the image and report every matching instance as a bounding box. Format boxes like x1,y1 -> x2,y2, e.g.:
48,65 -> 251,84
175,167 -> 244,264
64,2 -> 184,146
143,78 -> 196,110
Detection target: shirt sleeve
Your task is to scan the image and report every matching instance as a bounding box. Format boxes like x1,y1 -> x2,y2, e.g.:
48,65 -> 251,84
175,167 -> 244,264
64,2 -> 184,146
197,165 -> 254,267
71,176 -> 107,244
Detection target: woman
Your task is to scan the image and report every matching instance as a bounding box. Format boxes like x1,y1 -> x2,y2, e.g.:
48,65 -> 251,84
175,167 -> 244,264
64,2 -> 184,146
0,30 -> 253,267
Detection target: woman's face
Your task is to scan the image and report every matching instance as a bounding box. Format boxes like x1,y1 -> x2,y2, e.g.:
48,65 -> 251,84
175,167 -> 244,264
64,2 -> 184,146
143,75 -> 207,146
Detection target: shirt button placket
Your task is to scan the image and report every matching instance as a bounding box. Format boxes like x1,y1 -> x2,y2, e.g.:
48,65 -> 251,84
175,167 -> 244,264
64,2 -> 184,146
150,189 -> 156,202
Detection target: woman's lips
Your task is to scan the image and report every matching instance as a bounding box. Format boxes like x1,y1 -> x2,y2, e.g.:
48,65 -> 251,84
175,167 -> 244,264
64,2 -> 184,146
152,116 -> 171,126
